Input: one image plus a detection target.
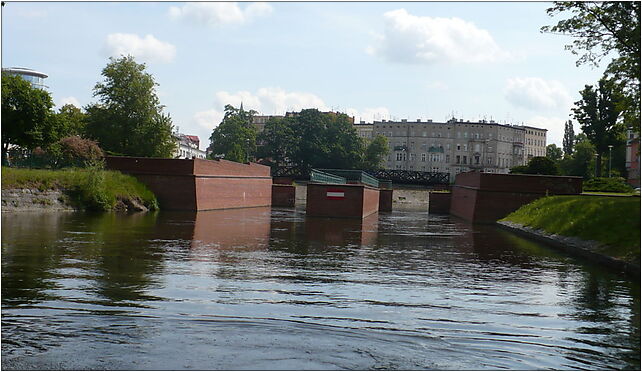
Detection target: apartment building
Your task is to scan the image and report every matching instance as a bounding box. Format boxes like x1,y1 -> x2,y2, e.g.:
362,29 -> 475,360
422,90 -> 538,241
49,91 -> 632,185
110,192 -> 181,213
174,133 -> 207,159
371,118 -> 546,181
524,126 -> 548,160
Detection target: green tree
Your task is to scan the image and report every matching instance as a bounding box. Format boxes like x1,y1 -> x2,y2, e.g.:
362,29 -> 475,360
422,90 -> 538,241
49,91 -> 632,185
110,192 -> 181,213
511,156 -> 559,175
559,139 -> 596,179
563,119 -> 575,156
85,55 -> 175,158
1,72 -> 60,165
56,104 -> 87,137
362,135 -> 390,169
209,104 -> 257,163
572,77 -> 624,177
546,143 -> 563,162
542,2 -> 640,130
256,116 -> 295,167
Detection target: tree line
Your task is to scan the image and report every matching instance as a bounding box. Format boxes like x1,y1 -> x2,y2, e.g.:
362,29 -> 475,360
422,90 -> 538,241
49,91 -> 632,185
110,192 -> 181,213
2,55 -> 175,167
208,105 -> 390,171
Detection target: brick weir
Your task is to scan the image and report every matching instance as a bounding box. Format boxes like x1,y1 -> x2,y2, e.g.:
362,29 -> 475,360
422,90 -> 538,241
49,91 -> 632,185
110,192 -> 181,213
449,172 -> 583,223
105,156 -> 272,211
306,183 -> 380,219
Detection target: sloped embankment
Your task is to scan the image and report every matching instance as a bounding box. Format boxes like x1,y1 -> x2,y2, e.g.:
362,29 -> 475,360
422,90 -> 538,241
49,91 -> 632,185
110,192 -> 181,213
499,195 -> 640,276
2,167 -> 158,213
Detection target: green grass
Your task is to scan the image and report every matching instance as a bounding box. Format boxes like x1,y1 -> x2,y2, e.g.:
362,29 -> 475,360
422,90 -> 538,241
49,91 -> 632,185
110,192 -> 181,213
501,195 -> 641,263
2,166 -> 158,211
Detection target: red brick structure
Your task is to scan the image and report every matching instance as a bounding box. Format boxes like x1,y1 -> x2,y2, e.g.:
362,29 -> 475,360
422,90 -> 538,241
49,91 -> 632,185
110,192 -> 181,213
378,189 -> 393,212
306,183 -> 380,219
105,156 -> 272,211
450,172 -> 582,223
272,184 -> 296,207
191,207 -> 271,250
428,192 -> 451,214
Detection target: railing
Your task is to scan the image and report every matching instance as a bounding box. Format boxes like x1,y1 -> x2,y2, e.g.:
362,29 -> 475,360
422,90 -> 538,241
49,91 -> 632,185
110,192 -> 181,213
310,169 -> 346,184
318,169 -> 379,188
271,166 -> 451,186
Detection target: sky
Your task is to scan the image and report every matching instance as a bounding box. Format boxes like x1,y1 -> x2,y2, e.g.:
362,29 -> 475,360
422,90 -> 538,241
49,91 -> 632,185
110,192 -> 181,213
1,1 -> 609,147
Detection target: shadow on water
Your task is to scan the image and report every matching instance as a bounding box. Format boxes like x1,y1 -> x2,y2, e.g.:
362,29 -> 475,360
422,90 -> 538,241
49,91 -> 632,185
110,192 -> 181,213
1,208 -> 639,370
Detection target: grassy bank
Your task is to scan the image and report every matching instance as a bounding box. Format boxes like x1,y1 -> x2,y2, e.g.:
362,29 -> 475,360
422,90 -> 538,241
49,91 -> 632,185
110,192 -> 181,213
2,166 -> 158,211
501,195 -> 640,263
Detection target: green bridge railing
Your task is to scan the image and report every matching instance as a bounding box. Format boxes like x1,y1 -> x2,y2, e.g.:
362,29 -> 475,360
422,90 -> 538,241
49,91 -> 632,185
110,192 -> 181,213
310,169 -> 347,185
317,169 -> 379,188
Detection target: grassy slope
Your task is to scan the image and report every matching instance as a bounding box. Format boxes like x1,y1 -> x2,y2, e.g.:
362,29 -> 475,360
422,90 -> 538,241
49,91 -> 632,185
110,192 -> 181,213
501,195 -> 641,262
2,167 -> 158,211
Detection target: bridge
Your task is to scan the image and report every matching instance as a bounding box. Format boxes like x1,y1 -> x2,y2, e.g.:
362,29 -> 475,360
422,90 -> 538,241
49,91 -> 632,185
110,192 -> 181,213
271,166 -> 450,186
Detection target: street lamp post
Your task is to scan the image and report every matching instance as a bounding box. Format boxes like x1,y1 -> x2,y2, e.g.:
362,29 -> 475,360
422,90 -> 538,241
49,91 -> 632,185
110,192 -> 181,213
608,145 -> 613,177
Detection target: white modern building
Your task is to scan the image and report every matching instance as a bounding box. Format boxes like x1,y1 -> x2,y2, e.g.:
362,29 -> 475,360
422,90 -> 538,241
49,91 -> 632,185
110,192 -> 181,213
2,67 -> 48,90
174,133 -> 207,159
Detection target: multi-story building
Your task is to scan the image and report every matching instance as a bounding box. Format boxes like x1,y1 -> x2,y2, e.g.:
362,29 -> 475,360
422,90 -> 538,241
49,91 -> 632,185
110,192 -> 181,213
524,126 -> 548,160
354,121 -> 374,140
372,118 -> 545,181
2,67 -> 48,90
174,133 -> 207,159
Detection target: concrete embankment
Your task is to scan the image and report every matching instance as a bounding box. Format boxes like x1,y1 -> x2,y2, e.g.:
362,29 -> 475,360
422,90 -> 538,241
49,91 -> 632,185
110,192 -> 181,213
498,221 -> 640,278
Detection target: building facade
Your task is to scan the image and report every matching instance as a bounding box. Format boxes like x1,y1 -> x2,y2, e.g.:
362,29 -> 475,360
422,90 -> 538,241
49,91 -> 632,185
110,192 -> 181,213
2,67 -> 48,90
524,126 -> 548,160
174,134 -> 207,159
371,118 -> 546,181
354,121 -> 374,140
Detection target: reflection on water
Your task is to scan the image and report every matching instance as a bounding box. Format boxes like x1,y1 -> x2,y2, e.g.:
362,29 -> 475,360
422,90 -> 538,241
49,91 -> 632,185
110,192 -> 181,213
1,208 -> 640,370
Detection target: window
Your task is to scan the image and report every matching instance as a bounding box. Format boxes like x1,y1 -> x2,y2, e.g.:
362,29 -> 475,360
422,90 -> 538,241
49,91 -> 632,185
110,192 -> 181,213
463,156 -> 467,164
475,156 -> 480,165
396,153 -> 403,161
445,155 -> 450,162
456,155 -> 460,164
456,144 -> 461,151
421,153 -> 426,162
463,144 -> 468,151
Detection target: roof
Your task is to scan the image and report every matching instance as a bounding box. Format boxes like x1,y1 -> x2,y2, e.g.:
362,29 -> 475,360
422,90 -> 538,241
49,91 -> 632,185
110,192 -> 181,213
185,135 -> 200,143
2,67 -> 48,78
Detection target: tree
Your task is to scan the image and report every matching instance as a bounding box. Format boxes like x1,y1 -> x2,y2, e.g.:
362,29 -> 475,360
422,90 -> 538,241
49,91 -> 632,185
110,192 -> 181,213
559,139 -> 596,179
563,120 -> 575,156
209,104 -> 257,163
362,135 -> 390,169
1,72 -> 59,165
542,2 -> 640,130
85,55 -> 175,158
256,116 -> 296,167
510,156 -> 559,175
546,144 -> 563,162
56,104 -> 87,137
572,77 -> 624,177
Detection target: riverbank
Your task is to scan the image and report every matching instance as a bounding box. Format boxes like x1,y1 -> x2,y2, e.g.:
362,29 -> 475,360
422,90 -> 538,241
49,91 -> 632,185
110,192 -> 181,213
2,167 -> 158,212
499,195 -> 640,276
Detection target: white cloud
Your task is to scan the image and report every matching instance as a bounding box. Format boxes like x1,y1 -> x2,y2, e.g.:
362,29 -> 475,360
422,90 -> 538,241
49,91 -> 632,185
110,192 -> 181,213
210,88 -> 329,114
346,107 -> 391,123
103,33 -> 176,63
56,96 -> 81,109
168,2 -> 272,26
193,109 -> 224,131
525,116 -> 565,146
426,81 -> 449,91
368,8 -> 509,64
504,77 -> 573,111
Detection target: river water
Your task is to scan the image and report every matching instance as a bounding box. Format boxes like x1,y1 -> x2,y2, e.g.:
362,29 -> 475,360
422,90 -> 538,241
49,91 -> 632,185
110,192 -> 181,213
1,208 -> 639,370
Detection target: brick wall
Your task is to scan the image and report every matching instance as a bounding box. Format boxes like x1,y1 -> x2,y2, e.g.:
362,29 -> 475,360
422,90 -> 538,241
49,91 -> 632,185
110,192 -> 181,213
272,185 -> 296,207
306,183 -> 380,218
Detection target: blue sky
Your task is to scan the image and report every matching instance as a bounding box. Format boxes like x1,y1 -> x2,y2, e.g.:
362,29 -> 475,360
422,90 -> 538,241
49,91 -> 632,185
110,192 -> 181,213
2,1 -> 607,147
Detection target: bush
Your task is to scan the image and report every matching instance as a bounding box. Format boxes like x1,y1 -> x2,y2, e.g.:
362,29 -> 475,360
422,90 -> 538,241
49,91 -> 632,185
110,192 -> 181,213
510,157 -> 559,175
583,177 -> 634,193
48,136 -> 104,168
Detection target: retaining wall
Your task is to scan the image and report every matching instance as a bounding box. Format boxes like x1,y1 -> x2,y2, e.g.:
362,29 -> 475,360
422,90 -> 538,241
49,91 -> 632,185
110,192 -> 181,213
450,172 -> 583,223
106,156 -> 272,211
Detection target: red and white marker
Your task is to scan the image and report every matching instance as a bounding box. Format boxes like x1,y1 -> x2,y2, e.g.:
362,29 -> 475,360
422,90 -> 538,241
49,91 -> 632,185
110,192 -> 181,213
326,189 -> 345,200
